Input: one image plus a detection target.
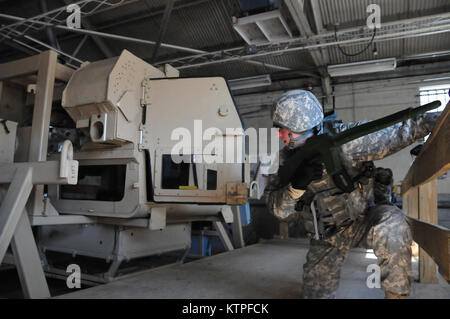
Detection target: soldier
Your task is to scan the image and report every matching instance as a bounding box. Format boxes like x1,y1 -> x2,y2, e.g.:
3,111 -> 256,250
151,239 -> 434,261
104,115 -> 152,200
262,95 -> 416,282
263,90 -> 439,299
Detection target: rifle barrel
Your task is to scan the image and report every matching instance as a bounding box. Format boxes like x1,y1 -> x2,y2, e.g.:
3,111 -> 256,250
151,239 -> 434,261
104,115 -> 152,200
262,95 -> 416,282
334,101 -> 441,146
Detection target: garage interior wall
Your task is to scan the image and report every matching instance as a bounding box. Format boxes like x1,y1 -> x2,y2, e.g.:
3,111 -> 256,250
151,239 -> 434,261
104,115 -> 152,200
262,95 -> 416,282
235,72 -> 450,195
334,73 -> 450,194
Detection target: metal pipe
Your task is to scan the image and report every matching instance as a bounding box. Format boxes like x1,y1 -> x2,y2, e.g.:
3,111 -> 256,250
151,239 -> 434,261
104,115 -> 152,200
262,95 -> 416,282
62,0 -> 115,58
84,0 -> 140,17
0,13 -> 205,55
0,13 -> 290,71
39,0 -> 60,50
170,24 -> 450,70
0,29 -> 83,64
95,0 -> 210,32
154,11 -> 450,68
319,12 -> 450,38
67,34 -> 89,65
10,38 -> 42,54
0,0 -> 126,33
399,50 -> 450,61
151,0 -> 175,62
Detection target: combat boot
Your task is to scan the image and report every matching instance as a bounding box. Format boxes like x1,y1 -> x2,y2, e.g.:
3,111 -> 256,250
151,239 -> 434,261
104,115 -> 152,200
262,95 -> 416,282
385,291 -> 408,299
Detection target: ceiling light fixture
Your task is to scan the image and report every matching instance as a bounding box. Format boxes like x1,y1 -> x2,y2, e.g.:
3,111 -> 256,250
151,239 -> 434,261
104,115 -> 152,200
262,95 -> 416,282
327,58 -> 397,77
228,74 -> 272,90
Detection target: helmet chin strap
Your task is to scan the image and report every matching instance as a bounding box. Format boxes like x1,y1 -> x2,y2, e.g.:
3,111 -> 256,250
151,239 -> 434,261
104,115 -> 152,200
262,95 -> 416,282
288,125 -> 321,150
288,132 -> 295,149
288,131 -> 304,150
316,122 -> 323,135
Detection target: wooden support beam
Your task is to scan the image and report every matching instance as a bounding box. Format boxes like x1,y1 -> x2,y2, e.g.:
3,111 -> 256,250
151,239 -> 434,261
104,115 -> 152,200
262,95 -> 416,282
0,51 -> 73,83
403,187 -> 419,219
418,180 -> 439,283
0,54 -> 40,80
55,63 -> 75,82
403,170 -> 443,283
402,102 -> 450,195
403,185 -> 438,283
406,214 -> 449,282
401,101 -> 450,283
403,187 -> 419,257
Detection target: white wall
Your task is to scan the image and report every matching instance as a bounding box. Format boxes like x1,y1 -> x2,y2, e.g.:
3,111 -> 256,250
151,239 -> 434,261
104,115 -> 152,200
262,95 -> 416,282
333,73 -> 450,194
235,72 -> 450,194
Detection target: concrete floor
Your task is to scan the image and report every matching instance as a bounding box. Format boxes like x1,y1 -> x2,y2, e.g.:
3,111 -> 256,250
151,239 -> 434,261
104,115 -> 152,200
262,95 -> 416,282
58,239 -> 450,299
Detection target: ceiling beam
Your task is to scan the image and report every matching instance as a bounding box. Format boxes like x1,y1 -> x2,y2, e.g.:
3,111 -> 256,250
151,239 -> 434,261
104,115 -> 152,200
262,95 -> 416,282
309,0 -> 325,34
95,0 -> 210,32
307,0 -> 332,106
150,0 -> 175,63
156,12 -> 450,80
0,13 -> 289,72
0,38 -> 40,56
84,0 -> 143,16
62,0 -> 115,58
285,0 -> 332,106
285,0 -> 324,65
40,0 -> 60,50
0,25 -> 83,68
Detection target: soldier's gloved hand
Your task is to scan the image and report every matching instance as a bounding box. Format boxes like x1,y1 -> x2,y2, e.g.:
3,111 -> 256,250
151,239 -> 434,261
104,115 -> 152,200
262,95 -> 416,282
290,156 -> 323,190
374,167 -> 394,205
374,167 -> 393,185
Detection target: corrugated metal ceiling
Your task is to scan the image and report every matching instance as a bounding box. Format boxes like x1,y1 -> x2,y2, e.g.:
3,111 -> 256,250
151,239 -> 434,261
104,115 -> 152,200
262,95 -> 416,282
0,0 -> 449,79
318,0 -> 450,27
328,33 -> 450,64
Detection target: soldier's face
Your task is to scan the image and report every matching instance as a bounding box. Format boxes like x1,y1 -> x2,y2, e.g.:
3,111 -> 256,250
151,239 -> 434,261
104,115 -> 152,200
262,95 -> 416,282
278,128 -> 313,148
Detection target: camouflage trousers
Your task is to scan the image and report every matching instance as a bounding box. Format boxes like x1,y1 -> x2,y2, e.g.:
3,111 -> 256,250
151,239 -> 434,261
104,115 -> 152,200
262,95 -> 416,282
302,204 -> 413,299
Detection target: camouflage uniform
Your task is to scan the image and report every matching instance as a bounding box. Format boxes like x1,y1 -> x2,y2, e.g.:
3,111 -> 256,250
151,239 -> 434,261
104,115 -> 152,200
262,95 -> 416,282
265,113 -> 439,298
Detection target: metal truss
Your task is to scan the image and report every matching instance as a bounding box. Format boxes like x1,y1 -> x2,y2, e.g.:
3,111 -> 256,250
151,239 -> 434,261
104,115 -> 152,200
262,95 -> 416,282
155,12 -> 450,70
0,10 -> 291,72
0,0 -> 128,66
0,0 -> 126,37
1,4 -> 449,72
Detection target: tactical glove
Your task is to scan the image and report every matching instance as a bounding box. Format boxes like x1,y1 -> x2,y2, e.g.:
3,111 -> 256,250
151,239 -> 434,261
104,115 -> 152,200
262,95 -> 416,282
374,167 -> 393,185
374,167 -> 394,205
290,156 -> 323,190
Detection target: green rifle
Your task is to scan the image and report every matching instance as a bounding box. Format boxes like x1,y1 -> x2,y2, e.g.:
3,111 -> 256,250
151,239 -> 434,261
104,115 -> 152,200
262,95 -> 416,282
278,100 -> 441,192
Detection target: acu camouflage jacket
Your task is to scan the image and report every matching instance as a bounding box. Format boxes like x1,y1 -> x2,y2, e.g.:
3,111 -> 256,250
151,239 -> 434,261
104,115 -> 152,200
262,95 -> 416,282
264,113 -> 440,238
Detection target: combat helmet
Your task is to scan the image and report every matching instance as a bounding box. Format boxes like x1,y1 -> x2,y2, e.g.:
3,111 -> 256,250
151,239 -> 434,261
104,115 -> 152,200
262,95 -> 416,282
273,89 -> 323,133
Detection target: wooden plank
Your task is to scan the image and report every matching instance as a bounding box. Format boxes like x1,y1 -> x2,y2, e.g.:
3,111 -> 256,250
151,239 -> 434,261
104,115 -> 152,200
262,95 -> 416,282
402,102 -> 450,195
403,187 -> 419,257
420,249 -> 438,283
55,63 -> 75,82
0,54 -> 40,81
419,180 -> 438,227
399,101 -> 450,282
403,187 -> 419,219
418,180 -> 438,283
406,215 -> 450,282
